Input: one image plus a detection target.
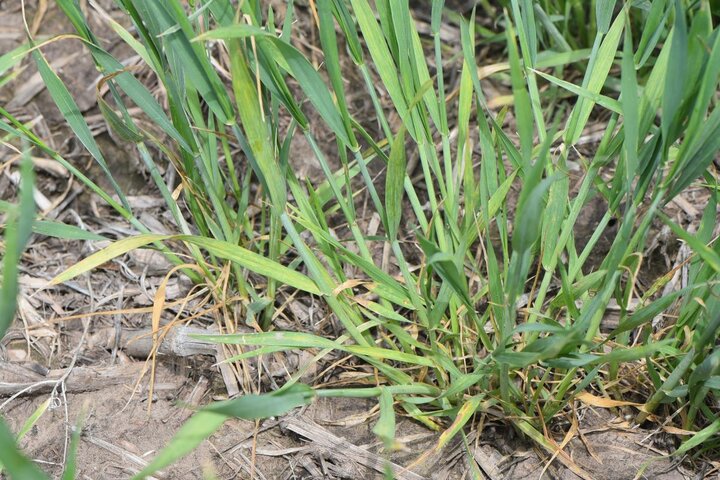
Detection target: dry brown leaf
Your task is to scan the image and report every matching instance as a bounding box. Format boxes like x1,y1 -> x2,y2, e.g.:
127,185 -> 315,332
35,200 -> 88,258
576,391 -> 642,408
662,425 -> 696,436
332,279 -> 368,296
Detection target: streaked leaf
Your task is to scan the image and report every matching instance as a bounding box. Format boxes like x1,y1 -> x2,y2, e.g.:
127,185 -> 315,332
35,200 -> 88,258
50,234 -> 321,295
385,127 -> 407,240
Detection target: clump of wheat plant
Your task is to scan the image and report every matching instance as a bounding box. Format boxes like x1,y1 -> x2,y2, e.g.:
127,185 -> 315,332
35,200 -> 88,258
1,0 -> 719,477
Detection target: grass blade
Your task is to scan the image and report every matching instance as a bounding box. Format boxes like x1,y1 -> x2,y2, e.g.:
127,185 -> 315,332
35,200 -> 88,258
0,149 -> 34,340
32,48 -> 128,209
385,127 -> 407,240
0,419 -> 48,480
49,234 -> 322,296
133,385 -> 314,479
